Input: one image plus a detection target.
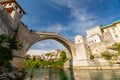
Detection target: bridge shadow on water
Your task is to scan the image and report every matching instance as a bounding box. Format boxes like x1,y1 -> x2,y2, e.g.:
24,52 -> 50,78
24,67 -> 120,80
24,67 -> 75,80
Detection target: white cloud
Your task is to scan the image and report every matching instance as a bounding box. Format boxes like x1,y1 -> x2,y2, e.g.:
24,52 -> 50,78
31,0 -> 100,46
45,23 -> 64,33
30,39 -> 66,52
38,23 -> 67,34
50,0 -> 98,35
27,49 -> 48,56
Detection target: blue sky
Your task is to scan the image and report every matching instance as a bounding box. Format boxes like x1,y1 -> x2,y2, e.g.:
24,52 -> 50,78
17,0 -> 120,51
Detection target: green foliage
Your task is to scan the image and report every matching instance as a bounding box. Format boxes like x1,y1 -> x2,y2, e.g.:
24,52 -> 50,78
24,54 -> 31,60
45,53 -> 51,56
23,50 -> 68,68
101,51 -> 113,60
0,34 -> 21,68
31,56 -> 36,61
90,55 -> 95,61
7,37 -> 21,50
115,43 -> 120,54
59,51 -> 67,62
109,62 -> 114,67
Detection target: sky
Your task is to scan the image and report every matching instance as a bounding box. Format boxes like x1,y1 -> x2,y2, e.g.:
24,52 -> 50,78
26,49 -> 48,56
16,0 -> 120,52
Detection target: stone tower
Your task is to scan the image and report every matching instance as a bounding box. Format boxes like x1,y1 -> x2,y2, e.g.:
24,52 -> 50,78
74,35 -> 90,67
0,0 -> 25,29
0,0 -> 26,68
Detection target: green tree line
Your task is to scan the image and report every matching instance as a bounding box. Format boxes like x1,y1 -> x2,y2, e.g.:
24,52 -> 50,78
23,51 -> 68,68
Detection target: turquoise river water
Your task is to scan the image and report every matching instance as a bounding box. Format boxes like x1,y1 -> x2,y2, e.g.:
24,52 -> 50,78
24,68 -> 120,80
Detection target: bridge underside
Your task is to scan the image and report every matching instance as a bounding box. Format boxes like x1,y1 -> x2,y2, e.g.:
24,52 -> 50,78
11,32 -> 75,68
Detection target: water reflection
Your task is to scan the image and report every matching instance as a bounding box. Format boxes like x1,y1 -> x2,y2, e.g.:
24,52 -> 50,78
24,68 -> 120,80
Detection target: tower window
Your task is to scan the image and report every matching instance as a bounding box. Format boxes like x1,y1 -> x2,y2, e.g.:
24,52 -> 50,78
112,28 -> 116,33
78,40 -> 80,42
9,3 -> 11,6
91,40 -> 93,43
115,34 -> 119,38
95,40 -> 96,42
4,4 -> 6,7
107,29 -> 109,32
15,5 -> 18,9
88,41 -> 90,44
19,11 -> 22,14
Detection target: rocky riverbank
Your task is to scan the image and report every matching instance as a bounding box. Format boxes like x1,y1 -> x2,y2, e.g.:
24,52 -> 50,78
0,68 -> 27,80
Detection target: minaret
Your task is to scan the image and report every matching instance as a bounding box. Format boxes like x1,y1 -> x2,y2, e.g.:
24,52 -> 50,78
0,0 -> 25,22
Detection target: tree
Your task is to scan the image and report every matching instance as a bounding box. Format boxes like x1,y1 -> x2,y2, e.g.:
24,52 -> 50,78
101,51 -> 113,60
108,43 -> 120,55
59,51 -> 67,62
0,34 -> 21,68
115,43 -> 120,54
45,53 -> 51,60
90,54 -> 95,61
24,54 -> 31,60
23,50 -> 69,68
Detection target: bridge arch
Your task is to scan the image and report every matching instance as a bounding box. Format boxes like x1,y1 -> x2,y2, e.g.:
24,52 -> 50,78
21,31 -> 76,68
24,32 -> 75,59
11,31 -> 76,68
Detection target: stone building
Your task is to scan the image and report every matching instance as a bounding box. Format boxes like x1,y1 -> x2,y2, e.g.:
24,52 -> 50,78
0,6 -> 14,35
75,20 -> 120,66
88,21 -> 120,55
87,34 -> 102,45
0,0 -> 26,36
86,26 -> 103,45
0,0 -> 25,25
86,26 -> 103,37
102,21 -> 120,43
74,35 -> 90,66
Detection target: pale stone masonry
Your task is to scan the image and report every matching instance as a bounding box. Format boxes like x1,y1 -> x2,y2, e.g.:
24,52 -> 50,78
74,35 -> 90,66
75,21 -> 120,66
102,21 -> 120,43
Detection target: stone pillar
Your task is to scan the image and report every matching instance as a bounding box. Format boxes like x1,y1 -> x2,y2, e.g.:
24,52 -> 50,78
10,57 -> 24,68
10,50 -> 24,68
73,35 -> 90,67
73,43 -> 89,67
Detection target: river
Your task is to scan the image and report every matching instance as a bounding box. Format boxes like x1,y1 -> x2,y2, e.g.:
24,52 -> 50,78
24,68 -> 120,80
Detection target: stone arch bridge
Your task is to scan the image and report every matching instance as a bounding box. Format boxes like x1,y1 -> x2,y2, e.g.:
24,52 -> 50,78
24,31 -> 75,57
12,30 -> 76,68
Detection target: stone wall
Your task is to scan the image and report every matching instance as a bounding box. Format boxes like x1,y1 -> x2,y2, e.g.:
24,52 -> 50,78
102,21 -> 120,43
74,36 -> 90,66
0,6 -> 29,68
0,6 -> 14,35
11,22 -> 30,68
103,31 -> 114,43
86,26 -> 102,38
89,42 -> 114,55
